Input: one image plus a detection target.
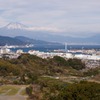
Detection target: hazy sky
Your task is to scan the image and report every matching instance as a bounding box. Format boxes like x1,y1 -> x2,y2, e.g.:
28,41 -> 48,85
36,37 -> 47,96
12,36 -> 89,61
0,0 -> 100,37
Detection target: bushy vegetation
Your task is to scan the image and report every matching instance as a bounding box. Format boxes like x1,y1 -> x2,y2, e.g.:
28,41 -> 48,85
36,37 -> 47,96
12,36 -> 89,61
26,86 -> 33,96
26,78 -> 100,100
0,59 -> 21,76
67,58 -> 85,70
83,67 -> 100,76
51,56 -> 69,66
56,81 -> 100,100
0,54 -> 100,100
49,56 -> 85,70
0,54 -> 86,84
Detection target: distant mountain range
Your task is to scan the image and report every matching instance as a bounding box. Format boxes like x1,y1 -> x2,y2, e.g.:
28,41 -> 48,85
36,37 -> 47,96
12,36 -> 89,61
15,36 -> 61,46
0,36 -> 25,46
0,22 -> 100,44
0,35 -> 61,46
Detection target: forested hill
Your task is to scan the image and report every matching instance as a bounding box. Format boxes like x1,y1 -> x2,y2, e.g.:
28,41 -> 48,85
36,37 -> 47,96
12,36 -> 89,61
0,36 -> 26,46
15,36 -> 61,46
0,54 -> 85,83
0,35 -> 61,46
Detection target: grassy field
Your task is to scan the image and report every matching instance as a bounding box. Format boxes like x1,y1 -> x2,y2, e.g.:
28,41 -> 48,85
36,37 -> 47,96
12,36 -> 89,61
20,89 -> 27,95
0,85 -> 26,96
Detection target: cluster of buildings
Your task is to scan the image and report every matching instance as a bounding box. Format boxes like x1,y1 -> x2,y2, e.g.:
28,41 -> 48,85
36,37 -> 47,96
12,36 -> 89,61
0,46 -> 23,59
28,50 -> 100,60
28,50 -> 73,59
1,45 -> 100,61
28,50 -> 100,68
85,60 -> 100,69
0,45 -> 100,68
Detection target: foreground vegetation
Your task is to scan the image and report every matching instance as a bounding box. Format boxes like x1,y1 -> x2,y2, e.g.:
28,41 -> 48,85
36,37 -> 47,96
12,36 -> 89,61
0,54 -> 86,84
0,54 -> 100,100
26,78 -> 100,100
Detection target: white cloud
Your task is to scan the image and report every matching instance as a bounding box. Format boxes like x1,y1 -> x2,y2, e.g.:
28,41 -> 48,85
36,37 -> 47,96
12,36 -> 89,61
0,0 -> 100,36
27,26 -> 62,32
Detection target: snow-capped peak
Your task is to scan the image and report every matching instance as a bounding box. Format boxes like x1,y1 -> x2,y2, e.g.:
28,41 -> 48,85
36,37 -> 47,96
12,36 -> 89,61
5,22 -> 28,30
2,22 -> 62,32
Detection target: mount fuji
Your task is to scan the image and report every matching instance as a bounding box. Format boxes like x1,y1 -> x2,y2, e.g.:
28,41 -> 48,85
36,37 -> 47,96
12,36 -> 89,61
4,22 -> 28,30
0,22 -> 100,44
0,22 -> 61,46
0,22 -> 59,41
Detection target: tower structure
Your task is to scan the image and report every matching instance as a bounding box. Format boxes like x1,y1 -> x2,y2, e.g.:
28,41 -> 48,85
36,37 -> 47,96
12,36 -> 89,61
65,42 -> 68,53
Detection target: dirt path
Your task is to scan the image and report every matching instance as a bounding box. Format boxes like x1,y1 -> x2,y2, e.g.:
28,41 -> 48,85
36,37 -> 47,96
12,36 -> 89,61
16,87 -> 26,95
0,95 -> 26,100
1,89 -> 12,96
0,86 -> 27,100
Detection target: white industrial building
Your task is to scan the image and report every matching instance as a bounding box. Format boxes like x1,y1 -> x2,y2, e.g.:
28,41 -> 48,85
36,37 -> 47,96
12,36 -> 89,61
0,48 -> 11,54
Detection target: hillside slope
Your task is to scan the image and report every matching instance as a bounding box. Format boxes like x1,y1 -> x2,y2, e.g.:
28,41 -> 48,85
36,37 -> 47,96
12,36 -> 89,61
0,36 -> 26,46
